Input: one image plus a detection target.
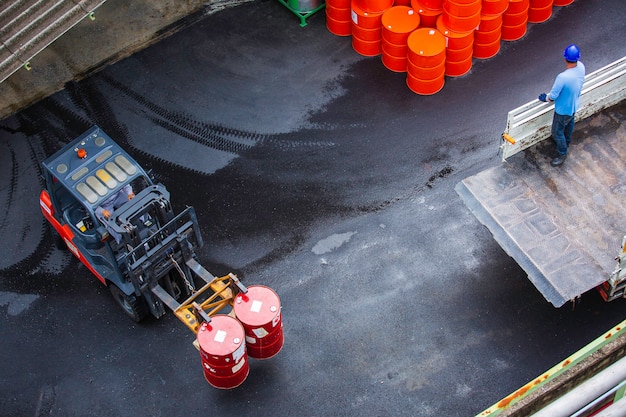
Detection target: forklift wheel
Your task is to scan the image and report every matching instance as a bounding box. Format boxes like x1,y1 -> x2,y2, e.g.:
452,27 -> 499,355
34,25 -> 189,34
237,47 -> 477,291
109,284 -> 148,322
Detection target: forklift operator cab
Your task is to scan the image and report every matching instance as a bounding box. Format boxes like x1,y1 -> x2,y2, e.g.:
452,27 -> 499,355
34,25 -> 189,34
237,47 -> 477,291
40,126 -> 153,282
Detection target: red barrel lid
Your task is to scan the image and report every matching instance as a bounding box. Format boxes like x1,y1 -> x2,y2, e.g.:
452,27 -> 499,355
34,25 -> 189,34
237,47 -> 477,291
234,285 -> 281,327
197,315 -> 244,356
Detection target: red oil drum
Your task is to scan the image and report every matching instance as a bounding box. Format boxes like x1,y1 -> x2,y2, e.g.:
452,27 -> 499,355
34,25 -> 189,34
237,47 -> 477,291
553,0 -> 574,5
234,285 -> 284,360
197,315 -> 249,389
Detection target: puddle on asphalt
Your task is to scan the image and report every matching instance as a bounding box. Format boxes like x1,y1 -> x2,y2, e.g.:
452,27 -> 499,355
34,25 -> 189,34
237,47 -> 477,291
0,291 -> 39,316
312,231 -> 357,255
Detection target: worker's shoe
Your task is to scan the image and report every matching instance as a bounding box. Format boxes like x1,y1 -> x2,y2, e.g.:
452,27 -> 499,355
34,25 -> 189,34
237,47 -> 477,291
550,154 -> 567,167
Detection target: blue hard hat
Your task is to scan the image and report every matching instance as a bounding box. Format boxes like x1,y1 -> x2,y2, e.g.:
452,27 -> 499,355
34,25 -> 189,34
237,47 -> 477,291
563,44 -> 581,62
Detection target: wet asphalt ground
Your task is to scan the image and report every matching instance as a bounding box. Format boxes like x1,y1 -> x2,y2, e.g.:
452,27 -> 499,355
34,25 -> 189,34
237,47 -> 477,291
1,1 -> 626,416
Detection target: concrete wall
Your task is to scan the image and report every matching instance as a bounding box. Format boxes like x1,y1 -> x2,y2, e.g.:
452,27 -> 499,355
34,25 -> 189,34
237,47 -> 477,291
0,0 -> 253,120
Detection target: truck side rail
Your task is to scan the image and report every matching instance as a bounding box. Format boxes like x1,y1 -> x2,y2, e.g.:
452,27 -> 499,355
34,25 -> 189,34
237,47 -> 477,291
476,320 -> 626,417
501,55 -> 626,160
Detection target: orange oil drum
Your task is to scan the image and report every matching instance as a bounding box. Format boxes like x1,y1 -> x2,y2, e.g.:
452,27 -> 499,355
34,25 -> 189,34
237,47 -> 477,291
445,55 -> 472,77
407,27 -> 447,67
481,0 -> 509,15
381,6 -> 420,45
473,36 -> 501,59
406,71 -> 445,95
411,0 -> 443,27
528,3 -> 553,23
436,15 -> 474,49
356,0 -> 394,13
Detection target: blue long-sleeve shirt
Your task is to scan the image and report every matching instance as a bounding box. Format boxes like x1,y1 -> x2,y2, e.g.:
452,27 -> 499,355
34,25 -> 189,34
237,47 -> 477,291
548,61 -> 585,116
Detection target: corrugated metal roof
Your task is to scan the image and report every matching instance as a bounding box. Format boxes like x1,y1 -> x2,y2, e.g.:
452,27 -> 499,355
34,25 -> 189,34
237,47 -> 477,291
0,0 -> 106,83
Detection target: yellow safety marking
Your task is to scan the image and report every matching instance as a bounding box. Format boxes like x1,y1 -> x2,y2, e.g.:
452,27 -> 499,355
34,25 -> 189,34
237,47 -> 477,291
502,133 -> 516,144
173,274 -> 236,333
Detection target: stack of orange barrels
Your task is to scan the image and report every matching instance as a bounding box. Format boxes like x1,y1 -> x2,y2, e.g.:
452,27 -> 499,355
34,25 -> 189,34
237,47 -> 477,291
410,0 -> 443,27
473,0 -> 508,59
502,0 -> 529,41
324,0 -> 577,95
351,0 -> 394,56
406,28 -> 447,94
326,0 -> 352,36
528,0 -> 553,23
381,6 -> 421,71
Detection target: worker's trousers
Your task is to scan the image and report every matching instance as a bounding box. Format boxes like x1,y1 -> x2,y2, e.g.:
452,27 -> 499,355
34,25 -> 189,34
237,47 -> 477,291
551,112 -> 575,156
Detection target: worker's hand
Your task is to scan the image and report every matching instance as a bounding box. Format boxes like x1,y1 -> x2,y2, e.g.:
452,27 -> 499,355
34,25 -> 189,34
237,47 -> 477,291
538,93 -> 548,102
102,209 -> 111,219
128,192 -> 135,200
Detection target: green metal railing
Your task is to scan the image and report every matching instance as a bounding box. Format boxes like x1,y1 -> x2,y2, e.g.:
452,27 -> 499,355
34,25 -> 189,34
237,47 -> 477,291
276,0 -> 326,27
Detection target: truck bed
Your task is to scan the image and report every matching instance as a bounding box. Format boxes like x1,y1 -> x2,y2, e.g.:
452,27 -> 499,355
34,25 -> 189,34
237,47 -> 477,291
456,102 -> 626,307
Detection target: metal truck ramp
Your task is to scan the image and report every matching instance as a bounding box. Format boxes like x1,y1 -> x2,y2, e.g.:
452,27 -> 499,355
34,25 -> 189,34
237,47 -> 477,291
456,106 -> 626,307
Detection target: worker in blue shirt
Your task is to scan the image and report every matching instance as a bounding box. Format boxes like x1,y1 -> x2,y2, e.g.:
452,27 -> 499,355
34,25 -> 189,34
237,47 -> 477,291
538,44 -> 585,167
